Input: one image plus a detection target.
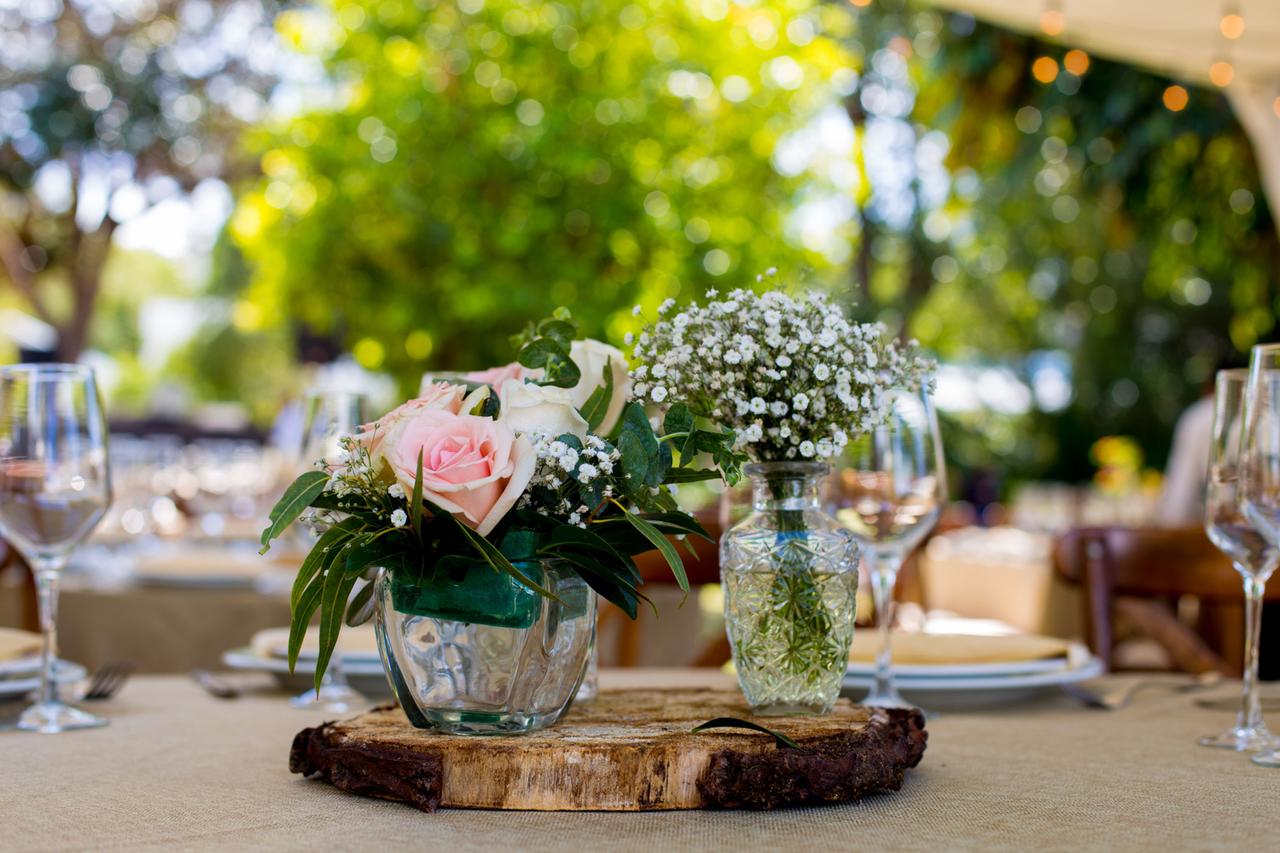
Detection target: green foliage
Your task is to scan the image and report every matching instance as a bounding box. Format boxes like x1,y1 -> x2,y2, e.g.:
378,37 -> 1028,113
691,717 -> 800,749
230,0 -> 856,390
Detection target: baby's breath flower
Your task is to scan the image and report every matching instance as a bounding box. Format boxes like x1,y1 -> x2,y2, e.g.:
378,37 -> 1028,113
387,483 -> 405,500
390,508 -> 408,527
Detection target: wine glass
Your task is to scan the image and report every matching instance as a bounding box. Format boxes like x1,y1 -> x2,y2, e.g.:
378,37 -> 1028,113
1240,344 -> 1280,767
288,390 -> 369,713
833,387 -> 946,708
0,364 -> 112,733
1200,368 -> 1278,750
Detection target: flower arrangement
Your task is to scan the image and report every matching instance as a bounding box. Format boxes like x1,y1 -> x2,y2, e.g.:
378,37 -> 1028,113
260,311 -> 742,687
630,280 -> 935,714
629,284 -> 931,462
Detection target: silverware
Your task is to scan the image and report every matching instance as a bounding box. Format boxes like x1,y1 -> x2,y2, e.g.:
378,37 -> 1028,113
1062,671 -> 1223,710
82,661 -> 134,701
190,669 -> 240,700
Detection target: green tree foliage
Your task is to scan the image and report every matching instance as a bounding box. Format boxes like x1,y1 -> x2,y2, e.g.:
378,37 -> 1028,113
0,0 -> 281,359
834,6 -> 1277,482
230,0 -> 858,387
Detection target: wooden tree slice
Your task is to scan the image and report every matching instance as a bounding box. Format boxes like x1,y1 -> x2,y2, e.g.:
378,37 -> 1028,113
291,688 -> 927,812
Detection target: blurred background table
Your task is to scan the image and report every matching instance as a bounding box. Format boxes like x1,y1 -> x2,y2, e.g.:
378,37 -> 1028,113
4,668 -> 1273,852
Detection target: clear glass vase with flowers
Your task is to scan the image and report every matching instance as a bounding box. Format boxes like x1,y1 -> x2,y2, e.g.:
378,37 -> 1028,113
632,283 -> 933,715
262,311 -> 742,734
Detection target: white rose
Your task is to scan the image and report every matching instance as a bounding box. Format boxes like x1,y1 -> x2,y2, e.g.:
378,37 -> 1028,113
497,379 -> 589,438
567,339 -> 633,434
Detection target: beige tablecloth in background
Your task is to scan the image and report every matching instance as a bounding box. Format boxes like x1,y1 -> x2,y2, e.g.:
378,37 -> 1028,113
3,669 -> 1274,851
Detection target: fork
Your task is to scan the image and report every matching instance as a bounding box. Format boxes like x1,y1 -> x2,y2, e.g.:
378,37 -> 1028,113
81,661 -> 134,701
1062,671 -> 1222,710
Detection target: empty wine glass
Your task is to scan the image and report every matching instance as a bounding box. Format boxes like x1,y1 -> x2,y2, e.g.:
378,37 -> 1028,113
1241,345 -> 1280,767
289,390 -> 369,713
1200,368 -> 1277,750
0,364 -> 112,733
834,388 -> 946,708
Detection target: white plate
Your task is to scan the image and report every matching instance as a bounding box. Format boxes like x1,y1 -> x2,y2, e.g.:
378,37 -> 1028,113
842,655 -> 1106,708
221,648 -> 392,697
0,660 -> 88,700
0,655 -> 41,679
846,655 -> 1076,679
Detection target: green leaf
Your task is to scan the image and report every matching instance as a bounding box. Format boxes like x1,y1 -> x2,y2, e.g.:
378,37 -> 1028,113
578,357 -> 616,432
662,467 -> 722,485
260,470 -> 328,551
344,530 -> 407,576
292,519 -> 360,610
315,561 -> 360,689
617,504 -> 688,593
536,318 -> 576,348
690,717 -> 800,749
635,511 -> 713,542
518,337 -> 581,388
344,578 -> 377,627
410,449 -> 424,535
287,570 -> 325,672
662,402 -> 693,438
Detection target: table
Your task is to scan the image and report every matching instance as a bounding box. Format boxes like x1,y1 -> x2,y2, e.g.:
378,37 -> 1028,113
5,669 -> 1275,851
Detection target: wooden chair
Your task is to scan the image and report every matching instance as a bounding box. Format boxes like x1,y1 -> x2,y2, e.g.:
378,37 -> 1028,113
1052,526 -> 1280,674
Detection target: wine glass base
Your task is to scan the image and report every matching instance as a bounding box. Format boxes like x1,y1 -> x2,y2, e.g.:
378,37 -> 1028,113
17,701 -> 108,734
1198,724 -> 1277,751
289,683 -> 363,713
1252,750 -> 1280,767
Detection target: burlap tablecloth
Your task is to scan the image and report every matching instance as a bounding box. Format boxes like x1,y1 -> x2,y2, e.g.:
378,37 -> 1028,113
3,669 -> 1274,851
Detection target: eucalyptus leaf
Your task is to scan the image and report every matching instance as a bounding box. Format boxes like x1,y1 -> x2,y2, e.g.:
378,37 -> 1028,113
618,505 -> 688,593
578,357 -> 615,431
690,717 -> 800,749
662,402 -> 693,438
260,470 -> 328,551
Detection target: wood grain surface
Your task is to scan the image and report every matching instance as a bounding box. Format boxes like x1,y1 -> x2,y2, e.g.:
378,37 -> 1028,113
291,688 -> 927,812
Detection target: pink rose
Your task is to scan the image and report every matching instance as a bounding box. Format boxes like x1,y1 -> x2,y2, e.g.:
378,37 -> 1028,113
381,409 -> 534,536
359,382 -> 466,468
464,362 -> 542,386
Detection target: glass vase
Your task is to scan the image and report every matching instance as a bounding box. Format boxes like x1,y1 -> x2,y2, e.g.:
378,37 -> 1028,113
374,560 -> 595,735
720,461 -> 859,715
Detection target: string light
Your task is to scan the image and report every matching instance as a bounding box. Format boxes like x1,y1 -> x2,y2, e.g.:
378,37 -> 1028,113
1209,60 -> 1235,87
1163,85 -> 1189,112
1063,49 -> 1089,76
1040,1 -> 1065,37
1032,56 -> 1059,84
1220,5 -> 1245,40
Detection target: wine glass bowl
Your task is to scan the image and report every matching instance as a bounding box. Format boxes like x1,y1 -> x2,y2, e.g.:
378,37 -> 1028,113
833,387 -> 946,709
0,364 -> 112,733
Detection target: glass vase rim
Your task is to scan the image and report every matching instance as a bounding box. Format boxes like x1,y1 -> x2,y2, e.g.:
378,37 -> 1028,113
1217,367 -> 1248,380
743,460 -> 831,478
0,363 -> 94,380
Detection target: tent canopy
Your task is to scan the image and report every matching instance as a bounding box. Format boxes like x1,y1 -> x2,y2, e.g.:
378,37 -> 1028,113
924,0 -> 1280,237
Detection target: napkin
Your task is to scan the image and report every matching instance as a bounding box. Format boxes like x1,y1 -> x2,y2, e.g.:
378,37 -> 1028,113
849,631 -> 1072,665
250,625 -> 380,660
0,627 -> 42,663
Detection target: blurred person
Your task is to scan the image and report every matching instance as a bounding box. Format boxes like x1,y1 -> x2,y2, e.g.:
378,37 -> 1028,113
1154,390 -> 1214,526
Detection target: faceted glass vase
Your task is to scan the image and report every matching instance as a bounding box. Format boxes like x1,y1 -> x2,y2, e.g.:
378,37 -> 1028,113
375,560 -> 595,735
720,461 -> 859,716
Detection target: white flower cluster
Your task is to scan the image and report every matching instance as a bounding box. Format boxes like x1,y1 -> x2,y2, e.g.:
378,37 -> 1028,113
517,430 -> 623,526
631,287 -> 933,461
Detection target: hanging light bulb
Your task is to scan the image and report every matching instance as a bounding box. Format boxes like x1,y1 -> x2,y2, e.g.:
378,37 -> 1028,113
1220,4 -> 1245,40
1163,85 -> 1189,112
1209,59 -> 1235,87
1040,0 -> 1065,36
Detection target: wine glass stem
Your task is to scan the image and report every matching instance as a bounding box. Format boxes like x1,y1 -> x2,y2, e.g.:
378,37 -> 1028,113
870,552 -> 903,699
1239,569 -> 1267,732
33,559 -> 66,707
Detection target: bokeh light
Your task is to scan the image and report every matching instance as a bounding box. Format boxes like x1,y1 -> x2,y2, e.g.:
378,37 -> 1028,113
1162,85 -> 1189,111
1031,57 -> 1059,84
